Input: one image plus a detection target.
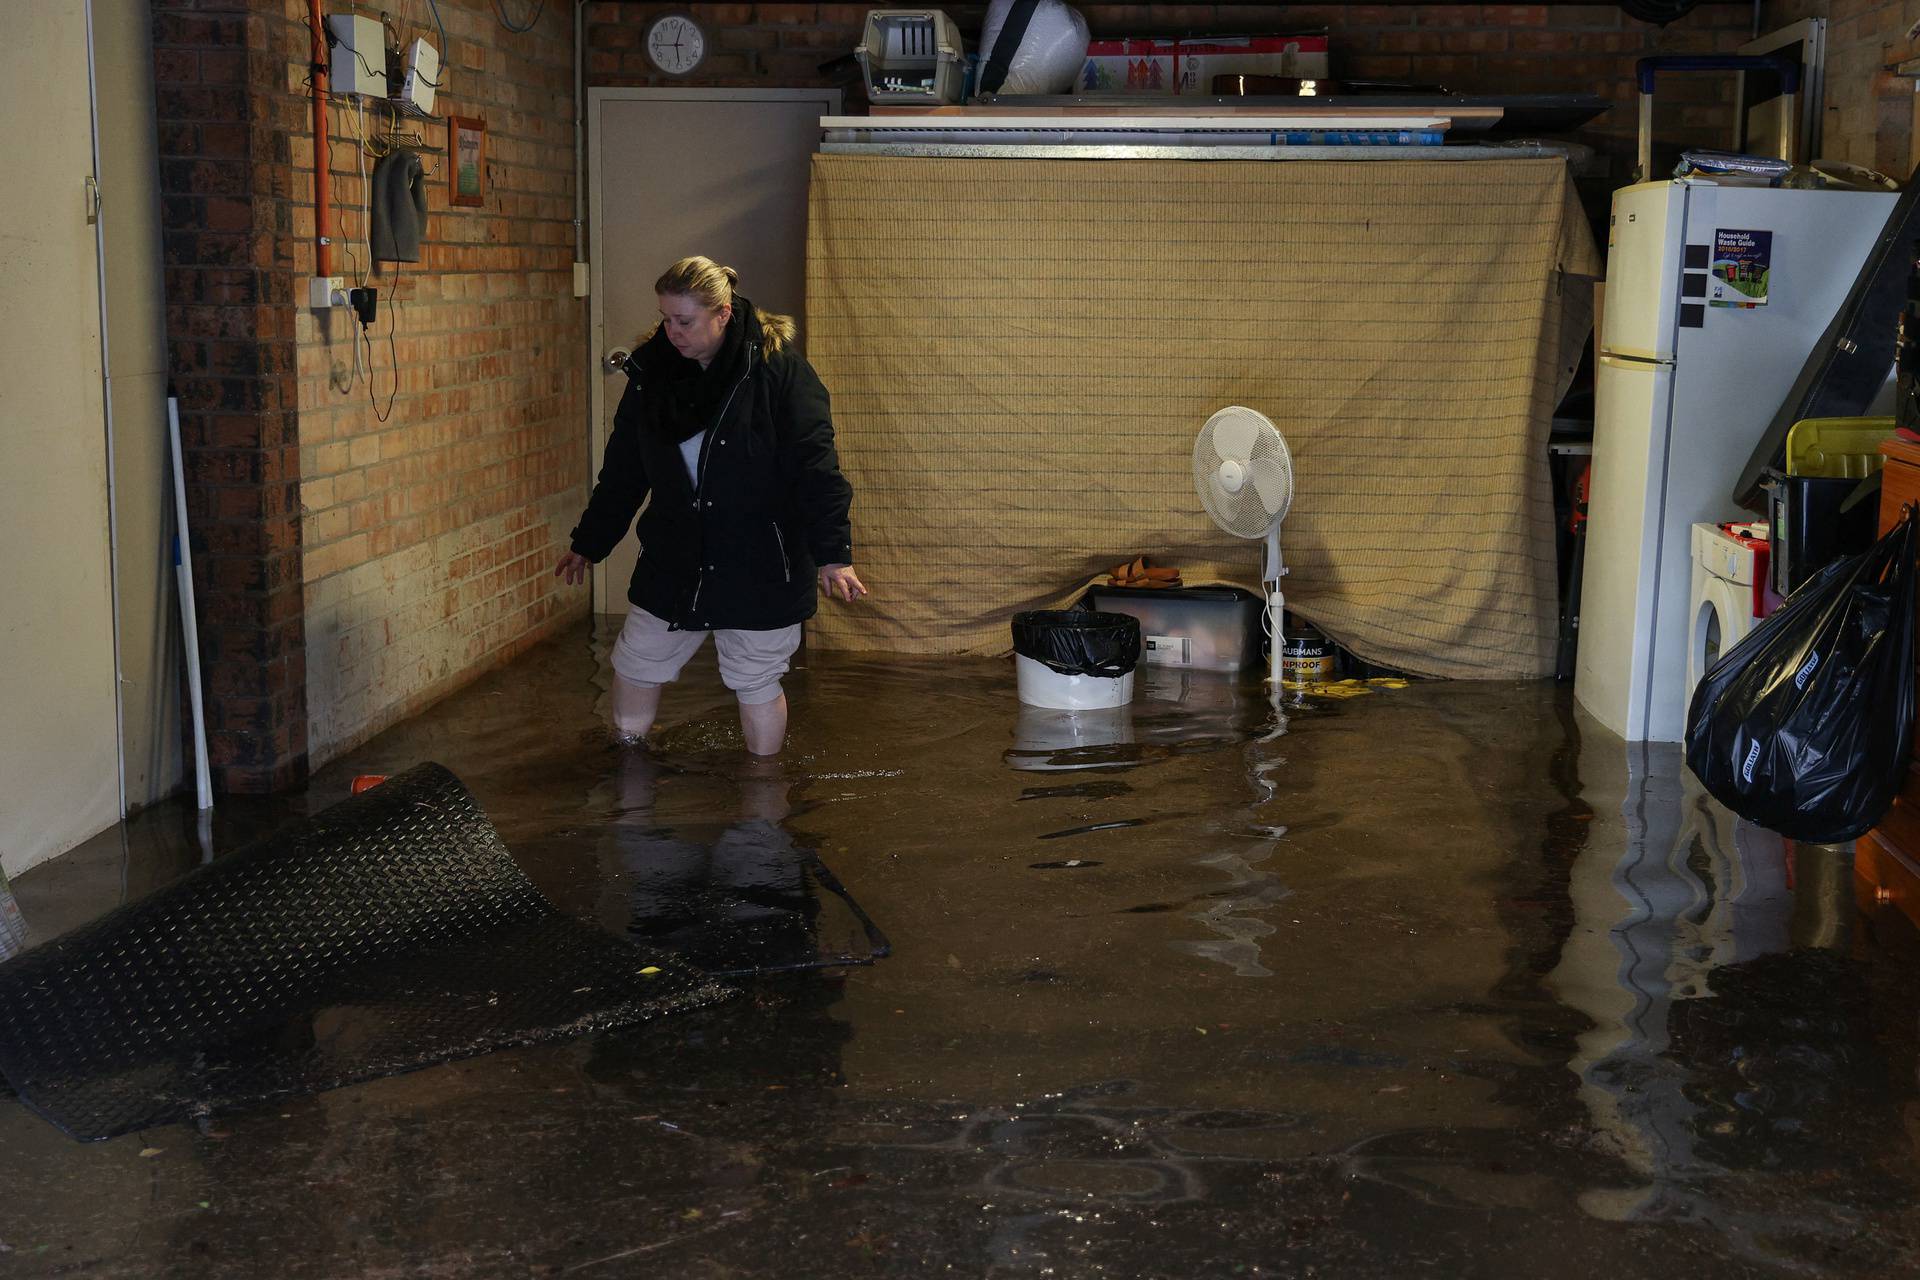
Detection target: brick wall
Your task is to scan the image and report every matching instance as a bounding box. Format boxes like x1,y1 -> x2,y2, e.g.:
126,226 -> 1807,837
152,2 -> 309,794
586,2 -> 1756,185
152,0 -> 587,788
1763,0 -> 1913,174
290,0 -> 588,764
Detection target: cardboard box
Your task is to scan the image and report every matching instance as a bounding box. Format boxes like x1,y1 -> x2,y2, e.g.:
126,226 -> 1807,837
1077,38 -> 1179,95
1076,34 -> 1330,96
1175,36 -> 1331,95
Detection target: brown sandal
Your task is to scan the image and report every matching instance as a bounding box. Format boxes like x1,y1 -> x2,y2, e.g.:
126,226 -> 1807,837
1108,555 -> 1183,589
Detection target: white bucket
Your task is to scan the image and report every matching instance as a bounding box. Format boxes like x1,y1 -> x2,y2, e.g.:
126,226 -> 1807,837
1015,654 -> 1135,710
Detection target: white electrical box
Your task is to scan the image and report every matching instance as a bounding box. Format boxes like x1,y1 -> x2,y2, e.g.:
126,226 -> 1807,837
326,14 -> 387,100
307,275 -> 346,309
401,37 -> 439,114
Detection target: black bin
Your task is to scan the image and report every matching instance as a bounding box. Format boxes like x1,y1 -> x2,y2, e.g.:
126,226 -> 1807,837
1766,469 -> 1879,596
1011,610 -> 1142,678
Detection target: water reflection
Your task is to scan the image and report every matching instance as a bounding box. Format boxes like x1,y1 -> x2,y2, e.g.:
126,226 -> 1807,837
1549,740 -> 1883,1244
1004,669 -> 1293,978
591,754 -> 887,976
1004,705 -> 1138,773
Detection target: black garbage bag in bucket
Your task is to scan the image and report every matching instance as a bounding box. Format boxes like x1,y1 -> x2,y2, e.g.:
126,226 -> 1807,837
1685,506 -> 1917,842
1012,610 -> 1142,677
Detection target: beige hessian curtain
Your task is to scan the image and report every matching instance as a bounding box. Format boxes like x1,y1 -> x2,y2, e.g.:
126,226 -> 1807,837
804,155 -> 1599,679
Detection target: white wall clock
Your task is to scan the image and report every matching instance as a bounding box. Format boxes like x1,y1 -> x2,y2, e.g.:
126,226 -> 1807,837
645,13 -> 707,77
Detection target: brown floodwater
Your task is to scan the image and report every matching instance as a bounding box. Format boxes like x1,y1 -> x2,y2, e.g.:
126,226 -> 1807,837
3,620 -> 1918,1278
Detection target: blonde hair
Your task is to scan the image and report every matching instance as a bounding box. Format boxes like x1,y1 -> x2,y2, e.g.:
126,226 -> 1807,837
649,255 -> 796,355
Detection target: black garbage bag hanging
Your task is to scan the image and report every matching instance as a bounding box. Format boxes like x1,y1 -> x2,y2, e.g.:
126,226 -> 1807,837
1685,506 -> 1917,842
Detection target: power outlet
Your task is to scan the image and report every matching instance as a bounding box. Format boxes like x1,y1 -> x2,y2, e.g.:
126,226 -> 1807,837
572,262 -> 590,298
307,275 -> 346,309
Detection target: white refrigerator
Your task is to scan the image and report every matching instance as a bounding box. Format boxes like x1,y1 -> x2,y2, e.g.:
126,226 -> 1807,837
1575,178 -> 1897,743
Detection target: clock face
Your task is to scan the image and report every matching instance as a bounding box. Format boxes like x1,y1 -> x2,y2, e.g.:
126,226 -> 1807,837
646,14 -> 706,76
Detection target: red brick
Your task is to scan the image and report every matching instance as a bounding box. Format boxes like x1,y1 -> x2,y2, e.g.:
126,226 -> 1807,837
757,4 -> 820,24
1416,6 -> 1484,27
1512,29 -> 1579,52
199,49 -> 247,85
1482,5 -> 1548,24
1147,5 -> 1219,29
779,24 -> 864,48
719,25 -> 778,49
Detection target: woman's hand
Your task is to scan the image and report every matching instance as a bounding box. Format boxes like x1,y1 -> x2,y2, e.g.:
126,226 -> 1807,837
819,563 -> 867,603
554,551 -> 591,586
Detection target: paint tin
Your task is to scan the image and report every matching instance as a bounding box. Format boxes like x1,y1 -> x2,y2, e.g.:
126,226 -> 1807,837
1281,623 -> 1337,683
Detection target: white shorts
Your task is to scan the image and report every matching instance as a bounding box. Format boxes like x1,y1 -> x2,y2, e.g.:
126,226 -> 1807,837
611,606 -> 801,705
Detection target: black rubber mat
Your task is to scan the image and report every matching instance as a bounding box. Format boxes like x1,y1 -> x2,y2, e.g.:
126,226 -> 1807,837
0,764 -> 733,1141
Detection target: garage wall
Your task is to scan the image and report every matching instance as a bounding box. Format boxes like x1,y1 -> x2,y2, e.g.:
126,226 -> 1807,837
150,0 -> 588,788
97,0 -> 184,811
1762,0 -> 1914,175
0,3 -> 122,876
289,0 -> 587,764
587,3 -> 1758,191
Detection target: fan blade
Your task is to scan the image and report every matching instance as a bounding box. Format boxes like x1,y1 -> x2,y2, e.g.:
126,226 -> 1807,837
1248,457 -> 1291,516
1211,414 -> 1258,463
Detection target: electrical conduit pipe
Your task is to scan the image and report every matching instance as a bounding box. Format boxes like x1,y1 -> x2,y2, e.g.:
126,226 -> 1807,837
309,0 -> 333,277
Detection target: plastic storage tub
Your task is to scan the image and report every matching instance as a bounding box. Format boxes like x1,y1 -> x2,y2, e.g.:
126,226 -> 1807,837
1085,585 -> 1262,672
1012,610 -> 1140,709
1785,416 -> 1893,479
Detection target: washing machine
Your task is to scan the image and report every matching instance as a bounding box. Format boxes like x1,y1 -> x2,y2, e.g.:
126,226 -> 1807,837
1687,521 -> 1771,702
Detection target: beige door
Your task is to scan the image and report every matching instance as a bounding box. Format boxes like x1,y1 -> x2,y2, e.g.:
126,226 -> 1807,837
586,88 -> 839,615
0,3 -> 122,877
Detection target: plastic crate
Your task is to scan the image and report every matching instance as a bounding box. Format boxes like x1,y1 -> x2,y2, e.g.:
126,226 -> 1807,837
856,10 -> 966,103
1784,416 -> 1893,479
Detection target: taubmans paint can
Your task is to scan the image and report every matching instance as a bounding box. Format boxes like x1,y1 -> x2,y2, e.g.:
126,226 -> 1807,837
1281,621 -> 1338,683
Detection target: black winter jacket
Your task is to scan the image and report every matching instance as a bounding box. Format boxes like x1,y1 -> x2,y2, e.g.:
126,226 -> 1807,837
568,302 -> 854,632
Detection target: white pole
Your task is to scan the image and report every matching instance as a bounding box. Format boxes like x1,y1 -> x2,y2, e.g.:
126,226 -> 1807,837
167,396 -> 213,812
1265,525 -> 1286,687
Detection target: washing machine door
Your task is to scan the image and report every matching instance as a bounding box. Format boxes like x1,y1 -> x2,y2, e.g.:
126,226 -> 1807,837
1687,576 -> 1754,704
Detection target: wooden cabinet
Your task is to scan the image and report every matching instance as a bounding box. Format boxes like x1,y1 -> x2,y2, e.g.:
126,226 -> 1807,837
1857,438 -> 1920,929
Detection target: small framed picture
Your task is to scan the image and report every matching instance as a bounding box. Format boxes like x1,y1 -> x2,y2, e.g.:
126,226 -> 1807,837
448,116 -> 486,207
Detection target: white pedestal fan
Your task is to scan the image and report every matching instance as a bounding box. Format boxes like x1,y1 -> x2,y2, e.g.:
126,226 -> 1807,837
1192,406 -> 1295,686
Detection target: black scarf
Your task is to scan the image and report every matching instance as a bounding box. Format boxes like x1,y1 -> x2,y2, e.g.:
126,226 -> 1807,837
653,304 -> 749,444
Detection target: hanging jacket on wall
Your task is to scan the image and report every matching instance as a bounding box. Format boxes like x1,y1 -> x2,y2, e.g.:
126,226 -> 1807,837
568,299 -> 855,632
370,150 -> 428,262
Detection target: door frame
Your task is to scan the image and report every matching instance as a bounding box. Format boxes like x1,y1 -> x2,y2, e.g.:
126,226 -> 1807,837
585,86 -> 841,614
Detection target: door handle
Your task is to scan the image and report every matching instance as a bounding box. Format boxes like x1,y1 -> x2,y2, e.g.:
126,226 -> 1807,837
603,347 -> 631,375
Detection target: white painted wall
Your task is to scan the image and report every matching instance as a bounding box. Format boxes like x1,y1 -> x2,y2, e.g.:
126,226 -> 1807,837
94,0 -> 182,809
0,2 -> 125,877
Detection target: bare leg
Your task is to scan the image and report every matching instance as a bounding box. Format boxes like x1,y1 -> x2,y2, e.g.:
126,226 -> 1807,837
612,674 -> 662,741
738,693 -> 788,757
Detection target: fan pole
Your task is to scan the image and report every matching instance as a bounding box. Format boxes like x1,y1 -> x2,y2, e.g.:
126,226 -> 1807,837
1265,525 -> 1286,687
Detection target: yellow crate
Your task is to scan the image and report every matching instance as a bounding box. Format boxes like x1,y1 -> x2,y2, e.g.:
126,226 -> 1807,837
1784,416 -> 1894,478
